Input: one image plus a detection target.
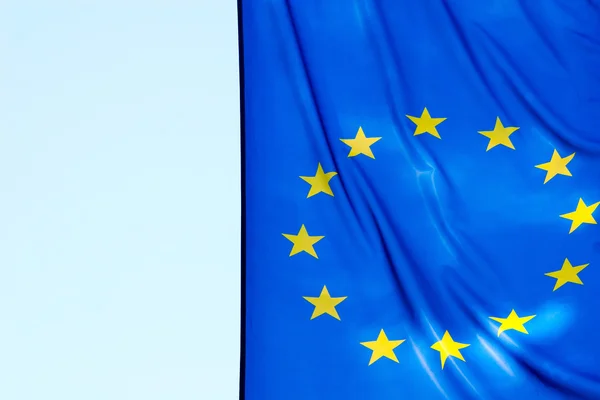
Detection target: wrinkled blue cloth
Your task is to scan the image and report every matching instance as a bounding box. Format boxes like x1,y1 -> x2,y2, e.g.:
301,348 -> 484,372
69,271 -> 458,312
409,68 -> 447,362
241,1 -> 600,399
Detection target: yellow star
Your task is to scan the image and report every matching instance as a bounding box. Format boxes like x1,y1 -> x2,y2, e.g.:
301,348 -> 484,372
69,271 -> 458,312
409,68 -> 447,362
406,107 -> 447,139
545,258 -> 589,291
282,225 -> 324,258
535,149 -> 575,184
430,331 -> 470,369
478,117 -> 519,151
560,198 -> 599,233
340,127 -> 381,159
489,310 -> 536,336
360,329 -> 405,365
303,286 -> 347,320
299,163 -> 338,198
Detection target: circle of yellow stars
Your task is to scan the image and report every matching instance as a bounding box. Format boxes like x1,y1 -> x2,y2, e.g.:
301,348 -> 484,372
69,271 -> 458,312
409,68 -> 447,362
279,108 -> 596,369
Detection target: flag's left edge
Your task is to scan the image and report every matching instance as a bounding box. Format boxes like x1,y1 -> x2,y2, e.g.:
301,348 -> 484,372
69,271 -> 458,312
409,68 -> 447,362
237,0 -> 247,398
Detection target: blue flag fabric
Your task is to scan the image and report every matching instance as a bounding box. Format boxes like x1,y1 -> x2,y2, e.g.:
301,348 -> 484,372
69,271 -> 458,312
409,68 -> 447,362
239,1 -> 600,399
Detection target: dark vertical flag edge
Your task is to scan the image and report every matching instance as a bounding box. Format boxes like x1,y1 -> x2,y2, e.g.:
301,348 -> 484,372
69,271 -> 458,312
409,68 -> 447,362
237,0 -> 247,398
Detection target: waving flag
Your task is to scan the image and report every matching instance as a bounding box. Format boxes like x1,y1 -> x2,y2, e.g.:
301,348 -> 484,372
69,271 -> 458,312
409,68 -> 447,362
239,1 -> 600,399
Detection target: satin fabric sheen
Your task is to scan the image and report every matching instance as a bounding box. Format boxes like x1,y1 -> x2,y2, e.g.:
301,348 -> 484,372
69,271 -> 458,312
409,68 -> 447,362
241,1 -> 600,399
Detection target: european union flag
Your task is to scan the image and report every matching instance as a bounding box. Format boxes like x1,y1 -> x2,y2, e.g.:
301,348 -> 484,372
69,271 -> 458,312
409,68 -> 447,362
239,1 -> 600,399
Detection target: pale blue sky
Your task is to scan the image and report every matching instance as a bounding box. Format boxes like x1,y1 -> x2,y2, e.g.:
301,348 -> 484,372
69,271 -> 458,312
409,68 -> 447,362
0,2 -> 240,399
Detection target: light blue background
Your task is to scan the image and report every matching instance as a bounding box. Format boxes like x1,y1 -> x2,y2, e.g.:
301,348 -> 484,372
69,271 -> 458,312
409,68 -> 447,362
0,2 -> 240,399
